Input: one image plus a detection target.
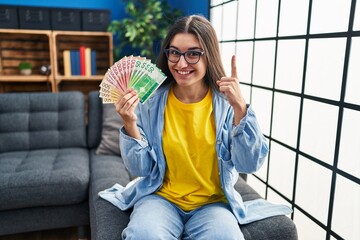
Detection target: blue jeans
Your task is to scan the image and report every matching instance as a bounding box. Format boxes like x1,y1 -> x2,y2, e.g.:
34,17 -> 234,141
122,194 -> 244,240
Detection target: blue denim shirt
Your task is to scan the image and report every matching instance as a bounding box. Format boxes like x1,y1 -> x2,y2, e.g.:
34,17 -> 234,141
99,84 -> 292,224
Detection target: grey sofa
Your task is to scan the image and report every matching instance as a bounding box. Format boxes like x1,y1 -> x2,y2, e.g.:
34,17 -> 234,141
87,91 -> 298,240
87,91 -> 132,240
0,91 -> 89,237
0,90 -> 297,239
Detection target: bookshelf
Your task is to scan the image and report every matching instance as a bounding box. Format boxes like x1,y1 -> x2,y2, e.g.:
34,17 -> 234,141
0,29 -> 55,92
0,29 -> 113,93
52,31 -> 113,92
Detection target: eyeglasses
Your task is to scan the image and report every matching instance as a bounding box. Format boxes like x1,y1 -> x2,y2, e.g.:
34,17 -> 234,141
164,48 -> 204,64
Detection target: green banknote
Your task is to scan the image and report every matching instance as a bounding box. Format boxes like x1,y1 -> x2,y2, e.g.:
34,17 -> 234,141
129,59 -> 166,103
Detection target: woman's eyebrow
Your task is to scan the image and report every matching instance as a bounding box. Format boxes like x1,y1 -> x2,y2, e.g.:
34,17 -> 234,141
168,46 -> 202,50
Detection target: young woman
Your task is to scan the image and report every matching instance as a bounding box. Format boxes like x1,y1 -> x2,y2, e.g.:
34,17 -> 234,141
100,14 -> 291,240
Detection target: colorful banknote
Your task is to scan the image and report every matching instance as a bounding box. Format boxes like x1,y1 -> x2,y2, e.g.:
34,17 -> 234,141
99,55 -> 167,104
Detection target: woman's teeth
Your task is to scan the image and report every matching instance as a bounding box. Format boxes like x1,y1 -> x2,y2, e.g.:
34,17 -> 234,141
178,70 -> 190,75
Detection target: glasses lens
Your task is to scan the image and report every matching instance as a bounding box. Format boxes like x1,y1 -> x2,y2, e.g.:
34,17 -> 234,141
165,49 -> 181,63
185,50 -> 202,64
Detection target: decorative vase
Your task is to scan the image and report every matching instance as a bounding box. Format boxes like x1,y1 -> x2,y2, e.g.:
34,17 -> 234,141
20,69 -> 32,75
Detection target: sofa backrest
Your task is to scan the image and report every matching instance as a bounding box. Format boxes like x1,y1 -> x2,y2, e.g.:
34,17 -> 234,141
0,91 -> 87,153
87,91 -> 102,149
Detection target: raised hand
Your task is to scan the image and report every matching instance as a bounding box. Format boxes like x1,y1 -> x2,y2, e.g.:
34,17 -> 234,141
216,55 -> 247,125
115,88 -> 141,139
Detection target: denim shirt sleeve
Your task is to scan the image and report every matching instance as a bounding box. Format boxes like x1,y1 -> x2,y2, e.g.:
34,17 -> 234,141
230,105 -> 269,173
119,127 -> 158,177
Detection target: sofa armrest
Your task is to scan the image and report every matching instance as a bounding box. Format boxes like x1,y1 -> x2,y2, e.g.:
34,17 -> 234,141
235,176 -> 298,239
234,175 -> 261,201
89,150 -> 131,240
88,91 -> 102,149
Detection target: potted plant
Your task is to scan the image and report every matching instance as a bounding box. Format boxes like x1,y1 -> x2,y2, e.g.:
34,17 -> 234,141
108,0 -> 182,61
18,61 -> 33,75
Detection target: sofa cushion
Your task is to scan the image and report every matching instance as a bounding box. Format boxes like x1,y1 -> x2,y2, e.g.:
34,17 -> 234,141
0,91 -> 86,153
0,148 -> 89,211
95,104 -> 124,156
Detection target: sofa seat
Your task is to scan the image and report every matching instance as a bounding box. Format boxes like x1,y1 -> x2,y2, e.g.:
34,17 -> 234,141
0,148 -> 89,211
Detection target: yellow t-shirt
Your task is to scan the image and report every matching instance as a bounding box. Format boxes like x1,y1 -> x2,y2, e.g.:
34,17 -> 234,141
156,87 -> 226,211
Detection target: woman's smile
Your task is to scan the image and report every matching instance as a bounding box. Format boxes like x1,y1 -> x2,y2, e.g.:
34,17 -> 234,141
177,70 -> 191,75
175,69 -> 194,78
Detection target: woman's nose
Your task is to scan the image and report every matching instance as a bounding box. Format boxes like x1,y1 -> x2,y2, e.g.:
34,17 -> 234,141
177,55 -> 188,68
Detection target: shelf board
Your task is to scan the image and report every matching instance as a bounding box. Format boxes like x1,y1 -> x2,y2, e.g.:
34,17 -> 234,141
55,75 -> 104,81
0,75 -> 51,82
0,28 -> 52,35
52,30 -> 112,37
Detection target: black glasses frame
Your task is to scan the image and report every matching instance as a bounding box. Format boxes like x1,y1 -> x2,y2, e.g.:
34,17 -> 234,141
164,48 -> 204,64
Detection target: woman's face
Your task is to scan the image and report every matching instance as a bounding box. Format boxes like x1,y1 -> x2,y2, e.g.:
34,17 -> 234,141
167,33 -> 206,88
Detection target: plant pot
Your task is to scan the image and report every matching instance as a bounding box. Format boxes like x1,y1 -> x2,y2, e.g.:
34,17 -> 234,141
20,69 -> 32,75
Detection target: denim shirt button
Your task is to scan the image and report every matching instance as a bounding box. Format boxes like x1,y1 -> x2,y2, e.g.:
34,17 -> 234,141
217,140 -> 221,145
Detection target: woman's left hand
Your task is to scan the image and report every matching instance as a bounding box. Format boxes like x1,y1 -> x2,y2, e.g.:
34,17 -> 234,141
217,55 -> 247,125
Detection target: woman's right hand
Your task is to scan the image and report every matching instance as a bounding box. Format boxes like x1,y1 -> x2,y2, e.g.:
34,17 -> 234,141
115,88 -> 141,139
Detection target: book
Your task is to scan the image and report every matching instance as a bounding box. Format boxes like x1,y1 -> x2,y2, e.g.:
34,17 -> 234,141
70,50 -> 80,75
79,46 -> 86,76
63,50 -> 71,76
91,50 -> 97,75
85,47 -> 92,76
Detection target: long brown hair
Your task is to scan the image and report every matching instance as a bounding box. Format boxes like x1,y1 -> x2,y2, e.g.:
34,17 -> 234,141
156,15 -> 225,91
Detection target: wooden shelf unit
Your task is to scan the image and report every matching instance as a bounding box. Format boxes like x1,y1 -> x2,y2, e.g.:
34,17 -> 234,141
52,31 -> 113,90
0,29 -> 55,92
0,29 -> 113,93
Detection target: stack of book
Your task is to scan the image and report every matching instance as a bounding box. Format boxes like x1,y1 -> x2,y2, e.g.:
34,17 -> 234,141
63,46 -> 97,76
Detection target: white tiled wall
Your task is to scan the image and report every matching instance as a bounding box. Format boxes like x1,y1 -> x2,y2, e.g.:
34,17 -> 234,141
210,0 -> 360,239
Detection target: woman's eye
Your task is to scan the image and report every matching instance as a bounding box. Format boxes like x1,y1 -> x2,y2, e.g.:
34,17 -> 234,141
170,50 -> 180,56
188,51 -> 200,57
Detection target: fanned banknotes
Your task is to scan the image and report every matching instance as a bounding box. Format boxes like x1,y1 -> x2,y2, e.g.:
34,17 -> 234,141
99,55 -> 167,104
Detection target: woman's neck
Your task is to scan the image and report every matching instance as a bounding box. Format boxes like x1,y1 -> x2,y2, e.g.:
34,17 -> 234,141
172,83 -> 209,103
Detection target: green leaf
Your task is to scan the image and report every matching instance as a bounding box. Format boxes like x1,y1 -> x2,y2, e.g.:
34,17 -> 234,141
108,0 -> 182,60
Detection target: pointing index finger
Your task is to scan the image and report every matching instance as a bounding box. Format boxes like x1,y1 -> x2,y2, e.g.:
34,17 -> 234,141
231,55 -> 238,78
